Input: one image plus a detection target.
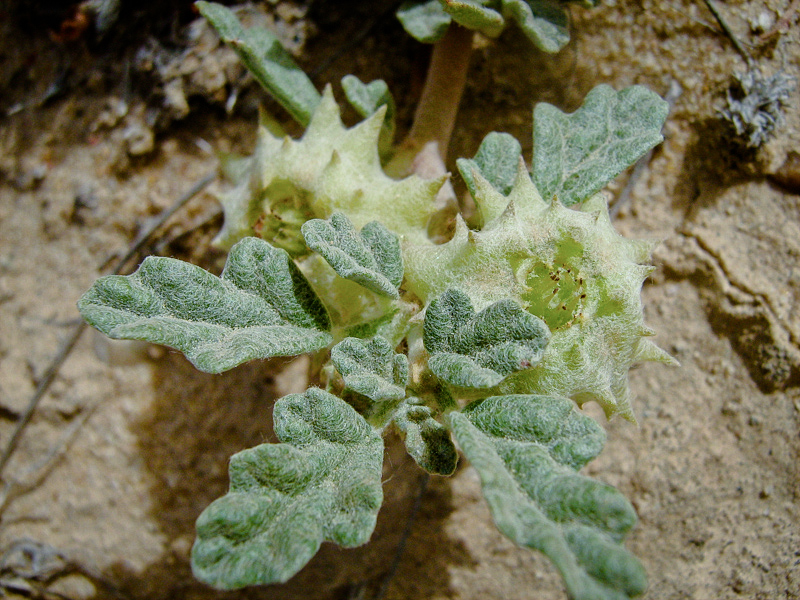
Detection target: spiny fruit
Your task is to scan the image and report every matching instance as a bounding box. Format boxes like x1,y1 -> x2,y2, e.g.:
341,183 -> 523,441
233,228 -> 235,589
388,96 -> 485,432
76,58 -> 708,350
404,163 -> 675,420
213,85 -> 445,251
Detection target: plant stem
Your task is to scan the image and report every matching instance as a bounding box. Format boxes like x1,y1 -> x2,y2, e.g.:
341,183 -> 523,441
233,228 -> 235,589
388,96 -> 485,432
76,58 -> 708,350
403,24 -> 474,163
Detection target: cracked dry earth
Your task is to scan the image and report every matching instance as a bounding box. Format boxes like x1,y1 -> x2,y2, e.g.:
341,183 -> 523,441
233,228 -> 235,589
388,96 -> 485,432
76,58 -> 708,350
1,1 -> 799,599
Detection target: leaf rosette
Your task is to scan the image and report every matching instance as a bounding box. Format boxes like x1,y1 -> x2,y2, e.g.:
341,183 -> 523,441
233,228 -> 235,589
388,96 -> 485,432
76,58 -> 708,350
76,7 -> 677,597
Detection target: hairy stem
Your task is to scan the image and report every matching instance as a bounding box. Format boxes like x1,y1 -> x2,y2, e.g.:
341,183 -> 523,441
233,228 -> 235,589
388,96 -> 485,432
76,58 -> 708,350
404,24 -> 474,162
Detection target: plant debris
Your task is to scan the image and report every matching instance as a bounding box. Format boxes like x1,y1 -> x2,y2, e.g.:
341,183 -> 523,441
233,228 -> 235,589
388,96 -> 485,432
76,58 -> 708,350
719,69 -> 795,148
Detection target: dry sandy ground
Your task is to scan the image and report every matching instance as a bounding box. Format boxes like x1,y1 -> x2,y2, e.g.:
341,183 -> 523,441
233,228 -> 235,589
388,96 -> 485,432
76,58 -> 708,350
1,1 -> 798,599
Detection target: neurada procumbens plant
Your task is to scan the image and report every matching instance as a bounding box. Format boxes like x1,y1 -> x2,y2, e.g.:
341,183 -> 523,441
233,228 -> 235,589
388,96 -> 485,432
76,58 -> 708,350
78,3 -> 675,598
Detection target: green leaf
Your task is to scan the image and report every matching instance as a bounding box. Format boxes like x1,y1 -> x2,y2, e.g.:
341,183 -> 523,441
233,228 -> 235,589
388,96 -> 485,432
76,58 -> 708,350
397,0 -> 579,50
532,84 -> 669,206
443,0 -> 505,37
196,1 -> 320,127
397,0 -> 452,43
331,336 -> 409,402
457,131 -> 522,198
78,237 -> 332,373
394,399 -> 458,475
302,213 -> 404,299
502,0 -> 570,53
448,394 -> 647,600
192,388 -> 385,589
423,289 -> 550,389
341,75 -> 396,159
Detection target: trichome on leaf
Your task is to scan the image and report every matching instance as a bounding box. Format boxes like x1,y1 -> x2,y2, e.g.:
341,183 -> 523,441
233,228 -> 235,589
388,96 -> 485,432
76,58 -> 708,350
77,3 -> 676,598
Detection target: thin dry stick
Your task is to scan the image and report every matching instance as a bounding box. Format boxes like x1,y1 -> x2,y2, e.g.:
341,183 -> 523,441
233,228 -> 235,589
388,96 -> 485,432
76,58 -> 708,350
0,172 -> 215,479
0,399 -> 98,517
373,473 -> 430,600
702,0 -> 754,68
757,0 -> 800,42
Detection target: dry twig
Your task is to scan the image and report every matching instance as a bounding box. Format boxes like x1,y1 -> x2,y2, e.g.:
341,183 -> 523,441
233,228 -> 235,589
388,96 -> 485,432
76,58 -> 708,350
0,171 -> 215,482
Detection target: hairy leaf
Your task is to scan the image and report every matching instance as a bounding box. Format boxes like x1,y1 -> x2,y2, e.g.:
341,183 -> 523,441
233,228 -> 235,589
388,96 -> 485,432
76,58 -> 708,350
331,336 -> 409,402
394,399 -> 458,475
78,237 -> 331,373
442,0 -> 505,37
197,1 -> 320,127
192,388 -> 384,588
396,0 -> 579,52
341,75 -> 396,158
213,85 -> 445,249
449,394 -> 647,600
532,85 -> 668,206
403,153 -> 674,420
424,289 -> 550,389
302,213 -> 404,298
503,0 -> 569,53
397,0 -> 452,43
457,131 -> 522,206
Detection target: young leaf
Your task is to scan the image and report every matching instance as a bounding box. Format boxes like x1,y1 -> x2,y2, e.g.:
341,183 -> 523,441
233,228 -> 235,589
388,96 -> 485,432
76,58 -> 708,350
457,131 -> 522,198
192,388 -> 385,589
503,0 -> 569,53
397,0 -> 452,43
441,0 -> 505,38
449,394 -> 647,600
78,237 -> 331,373
341,75 -> 396,158
394,399 -> 458,475
331,336 -> 409,402
532,84 -> 669,206
196,1 -> 320,127
397,0 -> 581,52
423,289 -> 550,389
302,213 -> 404,299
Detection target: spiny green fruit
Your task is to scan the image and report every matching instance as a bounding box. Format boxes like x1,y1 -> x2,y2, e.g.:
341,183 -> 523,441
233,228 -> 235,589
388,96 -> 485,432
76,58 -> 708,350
404,163 -> 675,420
212,84 -> 673,420
214,85 -> 445,250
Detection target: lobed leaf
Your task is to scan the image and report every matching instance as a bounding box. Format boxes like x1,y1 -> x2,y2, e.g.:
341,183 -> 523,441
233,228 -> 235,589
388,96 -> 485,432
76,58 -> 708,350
532,84 -> 668,206
394,399 -> 458,475
397,0 -> 452,43
192,388 -> 385,589
196,1 -> 320,127
503,0 -> 569,53
341,75 -> 396,158
448,394 -> 647,600
396,0 -> 580,52
423,289 -> 550,389
302,213 -> 404,298
442,0 -> 505,37
457,131 -> 522,199
331,336 -> 409,402
78,237 -> 331,373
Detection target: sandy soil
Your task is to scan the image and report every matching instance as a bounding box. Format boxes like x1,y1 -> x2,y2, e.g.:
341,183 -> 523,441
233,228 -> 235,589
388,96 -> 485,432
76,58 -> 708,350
1,1 -> 798,599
